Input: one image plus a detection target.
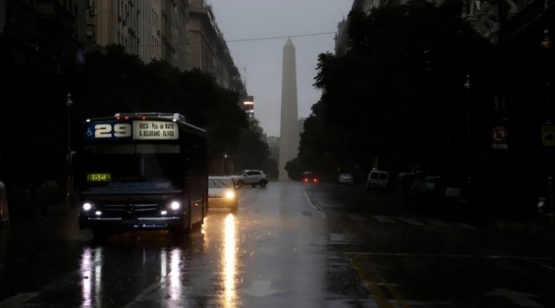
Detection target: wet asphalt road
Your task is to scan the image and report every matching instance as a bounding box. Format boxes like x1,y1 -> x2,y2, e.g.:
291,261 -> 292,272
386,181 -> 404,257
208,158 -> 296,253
0,181 -> 554,307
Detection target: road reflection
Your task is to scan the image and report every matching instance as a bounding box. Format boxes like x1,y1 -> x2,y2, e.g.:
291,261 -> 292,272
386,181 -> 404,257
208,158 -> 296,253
77,214 -> 239,307
161,248 -> 182,302
223,214 -> 237,307
80,247 -> 102,308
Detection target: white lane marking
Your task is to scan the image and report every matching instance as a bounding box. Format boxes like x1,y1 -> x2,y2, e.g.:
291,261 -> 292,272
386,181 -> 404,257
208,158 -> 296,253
330,233 -> 355,244
240,280 -> 286,297
525,257 -> 555,271
0,293 -> 38,308
486,288 -> 542,308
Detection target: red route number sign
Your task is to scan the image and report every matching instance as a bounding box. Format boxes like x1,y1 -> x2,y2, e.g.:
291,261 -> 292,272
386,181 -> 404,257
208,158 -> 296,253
491,126 -> 508,143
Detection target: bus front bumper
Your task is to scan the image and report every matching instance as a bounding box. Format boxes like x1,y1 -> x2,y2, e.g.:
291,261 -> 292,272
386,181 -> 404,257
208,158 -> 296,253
79,215 -> 184,230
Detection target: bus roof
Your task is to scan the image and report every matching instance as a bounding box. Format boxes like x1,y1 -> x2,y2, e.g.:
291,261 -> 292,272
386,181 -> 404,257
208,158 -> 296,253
85,112 -> 206,135
114,112 -> 185,122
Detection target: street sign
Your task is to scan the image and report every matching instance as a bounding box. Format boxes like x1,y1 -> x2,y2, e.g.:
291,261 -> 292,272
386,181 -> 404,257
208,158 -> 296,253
491,126 -> 508,150
491,126 -> 508,142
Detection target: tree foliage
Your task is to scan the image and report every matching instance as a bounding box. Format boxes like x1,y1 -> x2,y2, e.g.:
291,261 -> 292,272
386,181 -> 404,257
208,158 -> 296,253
0,43 -> 271,192
302,0 -> 494,176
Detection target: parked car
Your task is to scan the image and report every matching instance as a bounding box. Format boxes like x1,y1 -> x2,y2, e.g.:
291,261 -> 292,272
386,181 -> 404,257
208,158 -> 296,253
406,174 -> 470,217
231,170 -> 268,188
301,171 -> 319,183
337,173 -> 354,184
208,176 -> 238,213
366,170 -> 389,190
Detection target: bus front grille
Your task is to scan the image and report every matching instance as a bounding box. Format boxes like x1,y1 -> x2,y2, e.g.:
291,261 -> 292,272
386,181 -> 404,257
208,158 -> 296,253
102,203 -> 160,214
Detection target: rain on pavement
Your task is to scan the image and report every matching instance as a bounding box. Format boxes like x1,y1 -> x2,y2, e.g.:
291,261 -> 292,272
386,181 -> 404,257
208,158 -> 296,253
0,182 -> 554,307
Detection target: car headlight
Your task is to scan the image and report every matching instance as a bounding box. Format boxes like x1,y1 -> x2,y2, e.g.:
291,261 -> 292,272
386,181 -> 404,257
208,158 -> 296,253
225,190 -> 236,200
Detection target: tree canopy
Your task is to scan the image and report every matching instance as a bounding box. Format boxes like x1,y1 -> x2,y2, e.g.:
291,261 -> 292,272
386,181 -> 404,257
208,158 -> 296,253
299,0 -> 495,177
0,43 -> 273,189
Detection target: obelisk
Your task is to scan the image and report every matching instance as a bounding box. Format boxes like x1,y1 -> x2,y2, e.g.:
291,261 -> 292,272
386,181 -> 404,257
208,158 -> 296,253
278,38 -> 300,181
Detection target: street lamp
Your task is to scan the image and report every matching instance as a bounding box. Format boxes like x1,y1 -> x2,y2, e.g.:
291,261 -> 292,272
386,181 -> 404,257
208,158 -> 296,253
541,26 -> 551,125
222,154 -> 228,175
464,73 -> 471,140
65,92 -> 74,207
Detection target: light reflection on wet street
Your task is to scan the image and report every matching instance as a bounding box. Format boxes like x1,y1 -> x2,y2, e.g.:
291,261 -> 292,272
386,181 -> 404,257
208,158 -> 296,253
0,182 -> 554,307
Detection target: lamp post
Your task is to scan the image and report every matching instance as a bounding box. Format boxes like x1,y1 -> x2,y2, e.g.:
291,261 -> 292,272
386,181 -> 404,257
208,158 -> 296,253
222,154 -> 228,176
540,23 -> 553,227
65,92 -> 74,207
464,73 -> 471,141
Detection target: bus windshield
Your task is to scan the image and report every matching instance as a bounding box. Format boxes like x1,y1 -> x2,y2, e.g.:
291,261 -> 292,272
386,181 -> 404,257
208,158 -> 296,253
79,143 -> 185,191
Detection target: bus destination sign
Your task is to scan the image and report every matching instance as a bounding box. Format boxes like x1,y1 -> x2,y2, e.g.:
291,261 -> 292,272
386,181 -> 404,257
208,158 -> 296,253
133,121 -> 179,140
84,120 -> 179,140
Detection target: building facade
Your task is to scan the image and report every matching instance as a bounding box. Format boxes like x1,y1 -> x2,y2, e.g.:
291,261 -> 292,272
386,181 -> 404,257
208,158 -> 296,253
186,0 -> 245,95
1,0 -> 252,113
88,0 -> 187,71
0,0 -> 86,73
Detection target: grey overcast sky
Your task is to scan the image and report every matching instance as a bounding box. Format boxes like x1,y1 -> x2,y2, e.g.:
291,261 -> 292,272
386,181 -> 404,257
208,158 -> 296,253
209,0 -> 353,137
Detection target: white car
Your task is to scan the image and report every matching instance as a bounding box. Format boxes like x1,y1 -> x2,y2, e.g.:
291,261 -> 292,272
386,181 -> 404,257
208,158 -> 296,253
366,170 -> 389,190
208,176 -> 238,213
231,170 -> 268,188
337,173 -> 354,184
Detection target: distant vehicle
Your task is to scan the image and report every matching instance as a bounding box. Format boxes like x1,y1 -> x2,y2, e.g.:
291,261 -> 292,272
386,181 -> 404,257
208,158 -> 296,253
75,113 -> 208,239
231,170 -> 268,188
208,176 -> 238,213
410,175 -> 468,216
337,173 -> 354,184
408,175 -> 443,210
301,172 -> 319,183
366,170 -> 389,190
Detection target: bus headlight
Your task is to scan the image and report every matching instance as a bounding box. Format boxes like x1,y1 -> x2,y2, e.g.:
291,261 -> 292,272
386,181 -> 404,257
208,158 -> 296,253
82,202 -> 93,211
169,201 -> 181,210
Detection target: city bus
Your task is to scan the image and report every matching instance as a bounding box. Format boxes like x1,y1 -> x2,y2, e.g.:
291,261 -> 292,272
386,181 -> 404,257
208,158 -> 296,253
75,112 -> 208,239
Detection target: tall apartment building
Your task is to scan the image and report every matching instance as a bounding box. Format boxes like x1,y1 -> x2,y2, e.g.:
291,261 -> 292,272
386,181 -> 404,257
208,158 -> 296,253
186,0 -> 245,95
88,0 -> 188,71
0,0 -> 87,73
1,0 -> 246,96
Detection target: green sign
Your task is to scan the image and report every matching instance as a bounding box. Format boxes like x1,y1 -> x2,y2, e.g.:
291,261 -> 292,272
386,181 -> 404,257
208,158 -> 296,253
542,125 -> 555,146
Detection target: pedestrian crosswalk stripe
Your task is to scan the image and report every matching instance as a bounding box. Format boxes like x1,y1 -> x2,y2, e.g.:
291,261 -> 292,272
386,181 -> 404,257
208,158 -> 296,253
427,219 -> 452,227
346,214 -> 365,221
373,215 -> 395,223
396,217 -> 425,226
453,222 -> 478,229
